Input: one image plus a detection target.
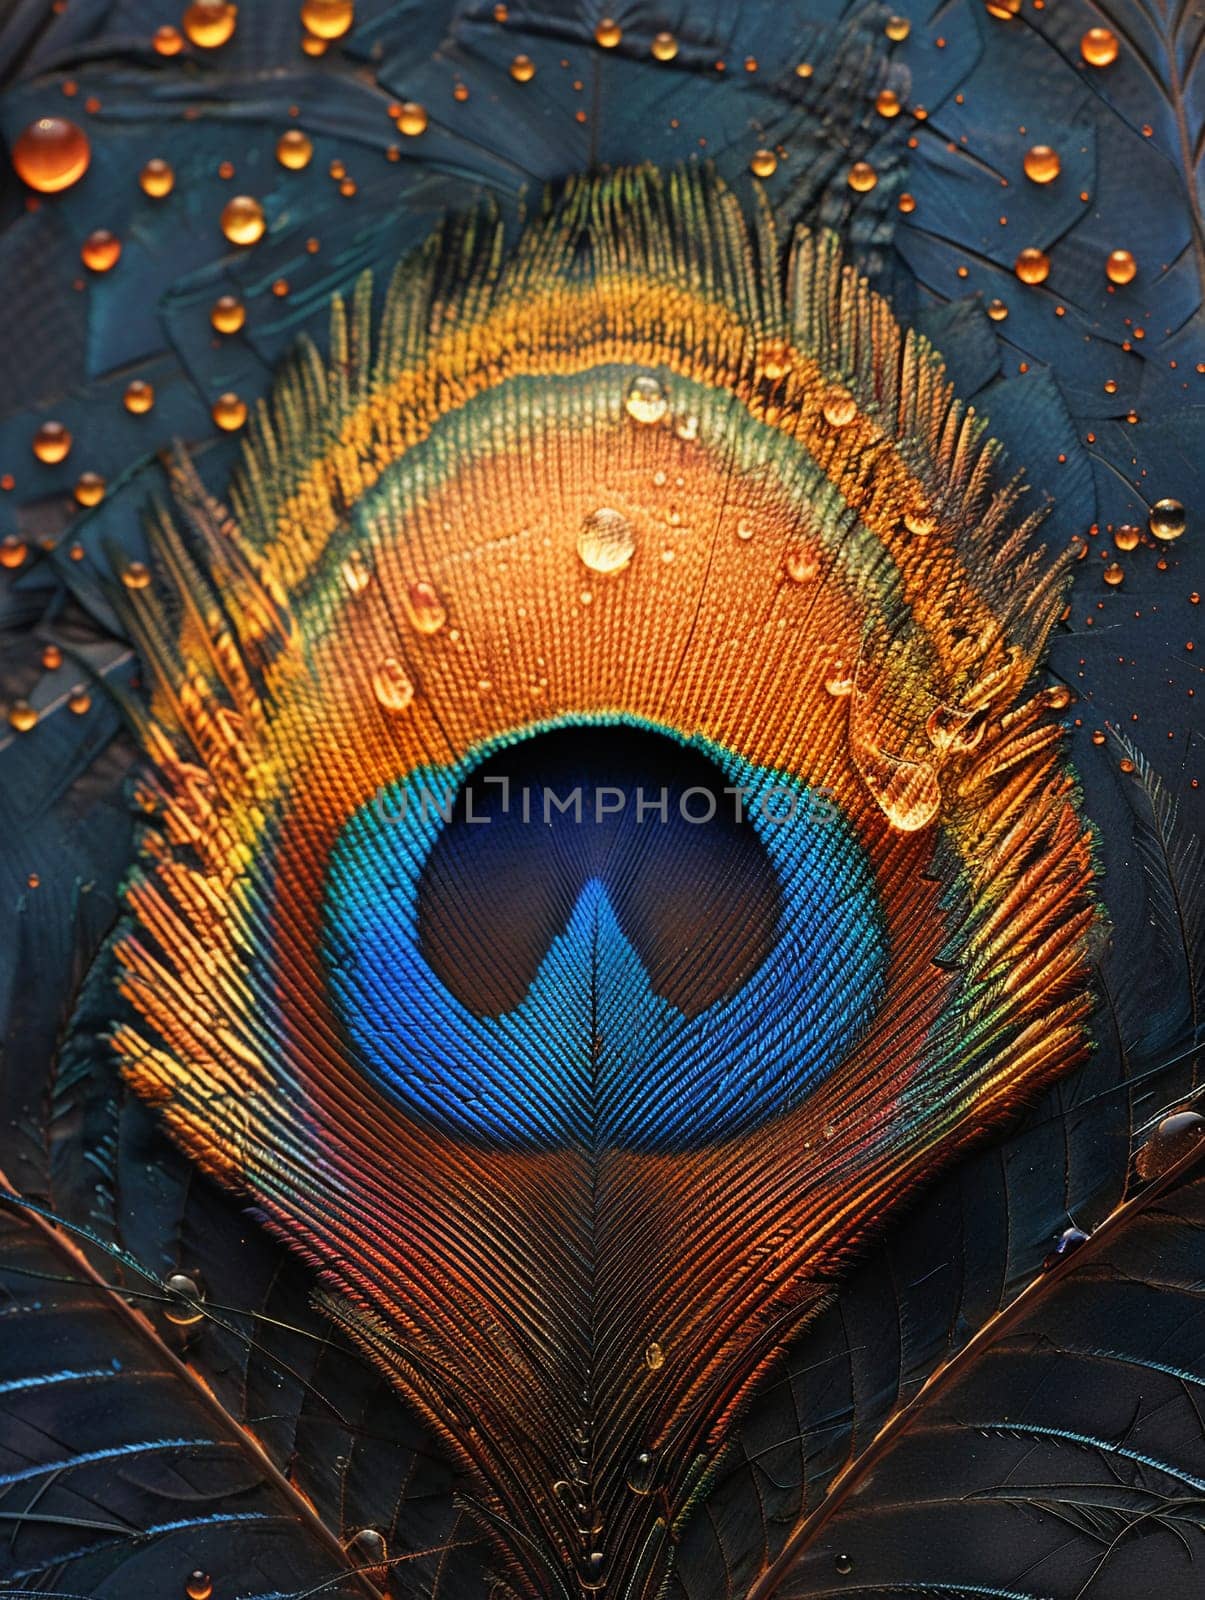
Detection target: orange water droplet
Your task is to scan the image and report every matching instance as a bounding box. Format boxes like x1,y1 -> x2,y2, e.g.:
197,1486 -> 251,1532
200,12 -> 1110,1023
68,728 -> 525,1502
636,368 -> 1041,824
299,0 -> 354,39
750,148 -> 777,178
300,31 -> 326,54
41,643 -> 62,669
825,661 -> 854,696
153,24 -> 184,54
1023,144 -> 1060,183
211,392 -> 247,431
1103,561 -> 1124,586
140,157 -> 175,197
372,656 -> 414,714
898,191 -> 916,214
1114,523 -> 1140,551
848,160 -> 877,192
396,101 -> 427,135
12,117 -> 91,193
1080,26 -> 1118,66
183,0 -> 237,48
1149,498 -> 1185,541
7,701 -> 37,734
884,15 -> 910,39
651,31 -> 678,61
986,297 -> 1009,321
510,53 -> 535,81
405,579 -> 447,634
0,537 -> 26,569
1106,248 -> 1136,285
985,0 -> 1021,17
81,228 -> 121,272
210,294 -> 245,333
68,685 -> 91,715
875,88 -> 901,117
822,388 -> 857,427
33,421 -> 71,464
124,379 -> 154,414
122,560 -> 151,590
276,128 -> 313,169
595,18 -> 621,47
1014,246 -> 1050,284
220,194 -> 265,245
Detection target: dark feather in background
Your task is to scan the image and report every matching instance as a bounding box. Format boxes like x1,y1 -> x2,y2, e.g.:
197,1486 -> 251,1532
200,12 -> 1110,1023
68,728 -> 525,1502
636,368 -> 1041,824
0,2 -> 1202,1597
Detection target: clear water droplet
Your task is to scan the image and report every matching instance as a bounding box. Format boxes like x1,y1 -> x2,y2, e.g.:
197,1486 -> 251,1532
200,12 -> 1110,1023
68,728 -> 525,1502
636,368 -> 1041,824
1135,1110 -> 1205,1180
625,374 -> 667,425
372,658 -> 414,714
578,508 -> 636,574
165,1272 -> 204,1326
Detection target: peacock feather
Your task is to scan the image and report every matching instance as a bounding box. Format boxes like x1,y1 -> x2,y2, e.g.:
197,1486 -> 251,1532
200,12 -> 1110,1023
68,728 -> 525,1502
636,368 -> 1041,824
0,4 -> 1200,1599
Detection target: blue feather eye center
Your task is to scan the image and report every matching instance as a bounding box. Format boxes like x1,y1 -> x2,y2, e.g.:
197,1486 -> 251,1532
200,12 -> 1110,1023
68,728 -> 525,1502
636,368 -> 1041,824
323,720 -> 887,1150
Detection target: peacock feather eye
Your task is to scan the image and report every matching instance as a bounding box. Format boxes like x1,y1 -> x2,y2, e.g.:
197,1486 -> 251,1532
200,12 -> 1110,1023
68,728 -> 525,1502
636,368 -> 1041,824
110,168 -> 1095,1590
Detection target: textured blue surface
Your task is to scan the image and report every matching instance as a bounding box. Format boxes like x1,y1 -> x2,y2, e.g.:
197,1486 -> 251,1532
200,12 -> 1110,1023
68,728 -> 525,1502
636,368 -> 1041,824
324,720 -> 886,1149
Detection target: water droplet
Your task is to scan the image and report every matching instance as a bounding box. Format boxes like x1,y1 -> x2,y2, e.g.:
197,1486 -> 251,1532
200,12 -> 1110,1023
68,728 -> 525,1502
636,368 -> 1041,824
344,1526 -> 387,1569
1149,498 -> 1186,541
578,508 -> 636,574
1103,561 -> 1124,586
885,15 -> 910,40
1023,144 -> 1060,184
847,160 -> 878,193
301,31 -> 327,55
875,88 -> 901,117
595,18 -> 621,47
1014,247 -> 1050,285
510,53 -> 535,81
625,373 -> 667,424
210,294 -> 246,334
140,157 -> 175,198
825,662 -> 854,696
898,191 -> 916,215
985,0 -> 1020,16
124,379 -> 154,415
372,657 -> 414,715
651,31 -> 678,61
750,148 -> 777,178
397,101 -> 428,136
834,1553 -> 853,1575
185,1572 -> 213,1600
68,685 -> 91,715
581,1551 -> 606,1590
674,413 -> 699,441
1091,728 -> 1106,746
33,421 -> 71,465
822,388 -> 857,427
300,0 -> 355,39
123,560 -> 151,590
153,24 -> 184,54
644,1340 -> 665,1371
165,1271 -> 204,1325
7,701 -> 37,734
81,228 -> 121,272
1135,1110 -> 1205,1180
0,537 -> 26,570
183,0 -> 237,48
1080,26 -> 1118,67
626,1450 -> 656,1494
1119,756 -> 1135,775
405,579 -> 447,634
41,643 -> 62,669
1106,248 -> 1137,285
1043,1225 -> 1089,1269
220,194 -> 265,246
1046,684 -> 1075,710
903,508 -> 935,535
276,128 -> 313,169
211,392 -> 247,431
12,117 -> 91,193
1114,523 -> 1141,551
340,551 -> 373,595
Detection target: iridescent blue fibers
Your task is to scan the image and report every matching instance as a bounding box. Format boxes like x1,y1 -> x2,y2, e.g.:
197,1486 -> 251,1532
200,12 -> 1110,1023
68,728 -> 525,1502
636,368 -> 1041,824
322,722 -> 886,1150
